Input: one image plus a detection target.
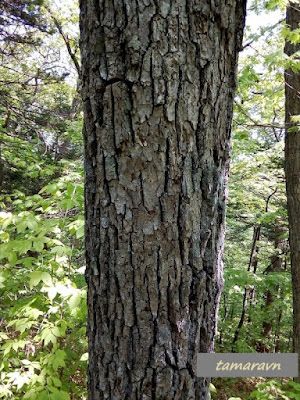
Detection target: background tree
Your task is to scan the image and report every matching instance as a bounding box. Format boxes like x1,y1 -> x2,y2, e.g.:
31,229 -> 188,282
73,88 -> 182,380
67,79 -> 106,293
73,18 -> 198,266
0,0 -> 49,54
284,0 -> 300,383
216,0 -> 293,357
80,0 -> 246,398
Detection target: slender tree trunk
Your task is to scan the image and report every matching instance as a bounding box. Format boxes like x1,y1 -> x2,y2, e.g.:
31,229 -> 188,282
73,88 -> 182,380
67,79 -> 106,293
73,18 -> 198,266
233,224 -> 259,348
248,225 -> 260,273
80,1 -> 246,398
0,143 -> 3,188
232,286 -> 252,349
284,1 -> 300,383
261,222 -> 284,349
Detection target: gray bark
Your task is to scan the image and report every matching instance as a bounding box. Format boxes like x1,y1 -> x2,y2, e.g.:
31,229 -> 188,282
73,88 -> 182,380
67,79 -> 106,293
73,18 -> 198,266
80,0 -> 246,398
284,1 -> 300,383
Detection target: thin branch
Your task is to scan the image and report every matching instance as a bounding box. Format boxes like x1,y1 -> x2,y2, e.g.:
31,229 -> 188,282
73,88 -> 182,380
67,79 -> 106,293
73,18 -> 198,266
46,8 -> 81,76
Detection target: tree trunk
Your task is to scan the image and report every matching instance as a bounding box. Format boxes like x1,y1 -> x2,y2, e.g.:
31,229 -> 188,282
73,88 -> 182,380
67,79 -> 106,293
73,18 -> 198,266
80,1 -> 246,398
233,224 -> 259,350
232,286 -> 252,349
284,1 -> 300,383
261,222 -> 284,349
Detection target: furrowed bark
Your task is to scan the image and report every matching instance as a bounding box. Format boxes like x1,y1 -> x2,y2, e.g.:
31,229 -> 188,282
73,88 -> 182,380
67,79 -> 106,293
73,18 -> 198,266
284,1 -> 300,383
80,0 -> 246,398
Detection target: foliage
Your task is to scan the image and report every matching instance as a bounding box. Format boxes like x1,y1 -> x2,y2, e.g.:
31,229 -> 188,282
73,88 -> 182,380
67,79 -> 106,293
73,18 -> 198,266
0,1 -> 86,399
0,0 -> 51,54
249,380 -> 300,400
0,160 -> 87,400
0,0 -> 80,193
211,379 -> 300,400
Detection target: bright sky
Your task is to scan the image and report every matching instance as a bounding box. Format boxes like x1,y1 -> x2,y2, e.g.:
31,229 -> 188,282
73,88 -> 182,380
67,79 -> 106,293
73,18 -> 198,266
246,8 -> 285,33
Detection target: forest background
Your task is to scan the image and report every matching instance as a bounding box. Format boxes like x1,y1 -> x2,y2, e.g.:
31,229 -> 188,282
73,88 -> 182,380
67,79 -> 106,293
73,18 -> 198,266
0,0 -> 299,399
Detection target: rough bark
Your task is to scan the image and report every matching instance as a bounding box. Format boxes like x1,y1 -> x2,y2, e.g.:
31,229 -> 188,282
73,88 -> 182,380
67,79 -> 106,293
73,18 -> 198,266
284,1 -> 300,383
80,1 -> 246,398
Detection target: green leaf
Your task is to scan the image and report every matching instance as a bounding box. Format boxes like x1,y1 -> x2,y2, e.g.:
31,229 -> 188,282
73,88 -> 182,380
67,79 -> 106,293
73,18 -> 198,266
50,245 -> 72,256
59,391 -> 70,400
13,239 -> 32,254
14,319 -> 35,333
0,231 -> 9,241
60,199 -> 76,210
23,257 -> 35,268
0,341 -> 13,355
52,349 -> 66,370
23,388 -> 38,399
49,390 -> 70,400
32,238 -> 45,252
67,183 -> 75,197
47,377 -> 53,386
0,244 -> 8,260
68,292 -> 81,310
36,390 -> 48,400
29,271 -> 43,289
40,325 -> 63,346
209,383 -> 217,393
52,377 -> 62,387
26,214 -> 39,230
0,275 -> 6,289
8,251 -> 17,265
16,220 -> 28,233
76,224 -> 84,238
41,272 -> 52,286
41,329 -> 56,346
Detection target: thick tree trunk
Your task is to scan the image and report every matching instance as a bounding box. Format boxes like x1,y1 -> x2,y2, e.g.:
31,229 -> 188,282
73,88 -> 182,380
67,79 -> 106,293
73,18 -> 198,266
285,1 -> 300,383
80,1 -> 246,398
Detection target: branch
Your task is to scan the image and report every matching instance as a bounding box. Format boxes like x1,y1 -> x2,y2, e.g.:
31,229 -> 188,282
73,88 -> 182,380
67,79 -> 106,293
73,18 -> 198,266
235,121 -> 285,130
46,8 -> 81,76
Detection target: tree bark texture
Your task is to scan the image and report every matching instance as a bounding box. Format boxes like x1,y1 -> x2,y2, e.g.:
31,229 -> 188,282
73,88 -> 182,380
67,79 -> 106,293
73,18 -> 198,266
80,1 -> 246,398
284,1 -> 300,383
